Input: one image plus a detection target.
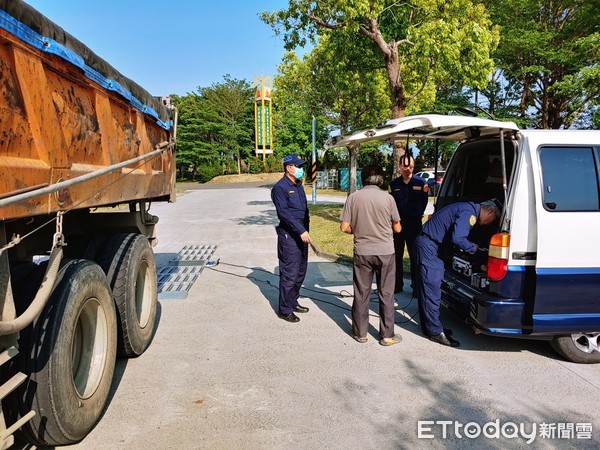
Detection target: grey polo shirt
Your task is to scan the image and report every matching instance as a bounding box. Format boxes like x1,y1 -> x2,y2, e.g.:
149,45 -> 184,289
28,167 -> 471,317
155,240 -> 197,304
340,185 -> 400,256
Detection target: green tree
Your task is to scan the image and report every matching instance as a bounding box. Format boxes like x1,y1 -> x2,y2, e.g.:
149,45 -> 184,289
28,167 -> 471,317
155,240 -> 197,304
272,53 -> 324,163
306,32 -> 389,131
172,93 -> 221,180
274,32 -> 391,192
173,76 -> 256,181
305,33 -> 390,192
201,75 -> 255,174
272,103 -> 314,158
412,85 -> 470,169
262,0 -> 499,174
485,0 -> 600,129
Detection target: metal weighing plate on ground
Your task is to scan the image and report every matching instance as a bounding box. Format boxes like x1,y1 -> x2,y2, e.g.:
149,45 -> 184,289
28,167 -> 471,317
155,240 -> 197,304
157,244 -> 217,299
169,244 -> 218,266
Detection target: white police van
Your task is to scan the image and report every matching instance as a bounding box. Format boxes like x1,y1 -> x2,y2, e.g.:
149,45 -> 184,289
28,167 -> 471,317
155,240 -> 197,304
327,114 -> 600,363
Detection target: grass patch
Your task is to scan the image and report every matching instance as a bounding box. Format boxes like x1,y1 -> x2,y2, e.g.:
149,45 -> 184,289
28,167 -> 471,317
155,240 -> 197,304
207,173 -> 283,183
308,203 -> 410,271
304,186 -> 348,197
308,204 -> 353,261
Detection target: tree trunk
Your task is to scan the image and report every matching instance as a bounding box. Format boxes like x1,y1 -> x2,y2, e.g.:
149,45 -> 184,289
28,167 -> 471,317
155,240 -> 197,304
391,139 -> 406,179
383,41 -> 409,178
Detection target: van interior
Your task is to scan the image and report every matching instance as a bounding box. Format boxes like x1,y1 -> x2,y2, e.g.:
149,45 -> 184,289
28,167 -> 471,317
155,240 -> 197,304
435,137 -> 516,281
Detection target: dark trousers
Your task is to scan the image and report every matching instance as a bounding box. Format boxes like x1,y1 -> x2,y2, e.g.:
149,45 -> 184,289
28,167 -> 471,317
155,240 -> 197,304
394,216 -> 422,292
413,235 -> 444,336
277,226 -> 308,315
351,253 -> 396,339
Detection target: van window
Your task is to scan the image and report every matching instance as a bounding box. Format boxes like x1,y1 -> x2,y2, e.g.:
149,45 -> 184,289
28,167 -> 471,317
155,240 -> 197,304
539,147 -> 599,211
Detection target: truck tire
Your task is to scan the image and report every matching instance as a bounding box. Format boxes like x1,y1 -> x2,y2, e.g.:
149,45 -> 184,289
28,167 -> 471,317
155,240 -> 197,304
83,234 -> 108,260
9,261 -> 40,300
97,233 -> 158,357
14,260 -> 117,446
551,333 -> 600,363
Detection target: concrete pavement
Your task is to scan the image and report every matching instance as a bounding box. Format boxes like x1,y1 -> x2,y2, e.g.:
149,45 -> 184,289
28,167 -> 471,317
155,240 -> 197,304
64,184 -> 600,450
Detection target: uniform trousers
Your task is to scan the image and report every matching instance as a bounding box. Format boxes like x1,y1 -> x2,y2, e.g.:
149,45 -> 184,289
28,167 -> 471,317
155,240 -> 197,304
413,235 -> 444,336
393,216 -> 422,292
351,253 -> 396,339
276,226 -> 308,315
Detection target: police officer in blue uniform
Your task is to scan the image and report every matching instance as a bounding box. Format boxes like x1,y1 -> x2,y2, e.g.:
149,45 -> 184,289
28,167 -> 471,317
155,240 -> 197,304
271,154 -> 312,323
389,155 -> 429,293
413,199 -> 501,346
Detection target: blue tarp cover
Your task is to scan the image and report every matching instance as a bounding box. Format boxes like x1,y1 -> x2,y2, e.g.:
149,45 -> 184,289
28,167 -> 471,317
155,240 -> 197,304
0,0 -> 170,130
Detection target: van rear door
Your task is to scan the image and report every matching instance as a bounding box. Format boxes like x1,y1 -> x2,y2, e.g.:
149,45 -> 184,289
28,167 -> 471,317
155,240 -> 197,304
529,136 -> 600,334
325,115 -> 519,148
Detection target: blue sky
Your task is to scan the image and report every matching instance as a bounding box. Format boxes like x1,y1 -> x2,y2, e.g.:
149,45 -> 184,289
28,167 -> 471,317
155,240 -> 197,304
25,0 -> 293,96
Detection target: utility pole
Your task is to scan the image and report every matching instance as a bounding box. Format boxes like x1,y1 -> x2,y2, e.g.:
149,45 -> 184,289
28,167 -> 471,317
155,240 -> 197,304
311,116 -> 317,205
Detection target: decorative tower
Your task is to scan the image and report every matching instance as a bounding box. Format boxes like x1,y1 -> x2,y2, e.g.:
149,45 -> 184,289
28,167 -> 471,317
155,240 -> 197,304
254,76 -> 273,163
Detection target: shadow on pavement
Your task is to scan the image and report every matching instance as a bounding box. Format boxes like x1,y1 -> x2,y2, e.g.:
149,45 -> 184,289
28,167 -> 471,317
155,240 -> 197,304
333,356 -> 595,449
210,257 -> 562,361
236,210 -> 278,226
244,260 -> 413,340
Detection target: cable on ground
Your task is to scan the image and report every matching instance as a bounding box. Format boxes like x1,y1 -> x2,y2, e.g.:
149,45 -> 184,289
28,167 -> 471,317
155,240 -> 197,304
206,260 -> 419,324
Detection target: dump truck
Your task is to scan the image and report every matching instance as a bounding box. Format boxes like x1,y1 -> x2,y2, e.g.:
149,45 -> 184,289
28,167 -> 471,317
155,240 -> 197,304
0,1 -> 177,447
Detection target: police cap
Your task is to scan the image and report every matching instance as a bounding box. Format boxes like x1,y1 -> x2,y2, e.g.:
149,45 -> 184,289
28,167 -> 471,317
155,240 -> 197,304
283,154 -> 307,167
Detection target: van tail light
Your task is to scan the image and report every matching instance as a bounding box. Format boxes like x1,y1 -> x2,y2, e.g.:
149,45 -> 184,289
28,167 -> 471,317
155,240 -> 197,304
436,175 -> 443,183
487,233 -> 510,281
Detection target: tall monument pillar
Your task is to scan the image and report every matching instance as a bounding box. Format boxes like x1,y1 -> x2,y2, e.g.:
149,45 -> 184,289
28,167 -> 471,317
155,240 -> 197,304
254,76 -> 273,164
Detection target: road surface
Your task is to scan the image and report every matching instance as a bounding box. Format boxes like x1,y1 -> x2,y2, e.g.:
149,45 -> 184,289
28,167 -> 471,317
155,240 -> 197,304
61,183 -> 599,450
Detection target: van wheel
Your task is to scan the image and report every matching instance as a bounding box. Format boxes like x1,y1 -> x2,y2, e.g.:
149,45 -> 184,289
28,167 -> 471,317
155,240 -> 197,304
14,260 -> 117,446
97,233 -> 158,357
551,333 -> 600,363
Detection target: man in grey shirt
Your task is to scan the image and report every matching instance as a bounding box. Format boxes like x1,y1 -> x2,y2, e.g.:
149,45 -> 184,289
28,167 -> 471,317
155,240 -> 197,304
340,165 -> 402,346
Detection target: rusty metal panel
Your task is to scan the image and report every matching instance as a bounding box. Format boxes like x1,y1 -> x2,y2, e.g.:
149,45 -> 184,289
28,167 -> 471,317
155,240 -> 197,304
0,26 -> 175,222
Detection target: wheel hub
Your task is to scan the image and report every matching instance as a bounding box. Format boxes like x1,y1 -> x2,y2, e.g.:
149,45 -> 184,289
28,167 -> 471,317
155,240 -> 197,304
72,298 -> 108,399
571,333 -> 600,354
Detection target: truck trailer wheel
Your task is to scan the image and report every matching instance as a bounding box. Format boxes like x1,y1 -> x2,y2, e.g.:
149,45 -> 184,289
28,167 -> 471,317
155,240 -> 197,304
551,333 -> 600,364
15,260 -> 117,446
97,233 -> 158,357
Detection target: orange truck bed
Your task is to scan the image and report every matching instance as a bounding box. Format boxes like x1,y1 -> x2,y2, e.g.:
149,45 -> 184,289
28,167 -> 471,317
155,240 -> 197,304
0,4 -> 177,447
0,0 -> 176,222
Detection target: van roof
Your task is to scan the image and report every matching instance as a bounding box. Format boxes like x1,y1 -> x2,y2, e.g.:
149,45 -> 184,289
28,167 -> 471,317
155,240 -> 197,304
517,129 -> 600,149
326,114 -> 520,148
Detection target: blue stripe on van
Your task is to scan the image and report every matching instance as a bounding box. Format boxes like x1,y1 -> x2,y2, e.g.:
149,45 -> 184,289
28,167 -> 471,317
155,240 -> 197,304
449,264 -> 600,335
533,268 -> 600,333
536,267 -> 600,276
533,314 -> 600,334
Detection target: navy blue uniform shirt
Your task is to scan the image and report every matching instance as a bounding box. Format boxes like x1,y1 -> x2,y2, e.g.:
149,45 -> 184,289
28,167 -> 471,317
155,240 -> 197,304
271,175 -> 310,237
422,202 -> 479,253
390,175 -> 428,218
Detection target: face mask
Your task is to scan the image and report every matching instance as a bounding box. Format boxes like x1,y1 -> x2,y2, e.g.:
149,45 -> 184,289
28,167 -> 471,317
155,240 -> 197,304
293,167 -> 304,180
